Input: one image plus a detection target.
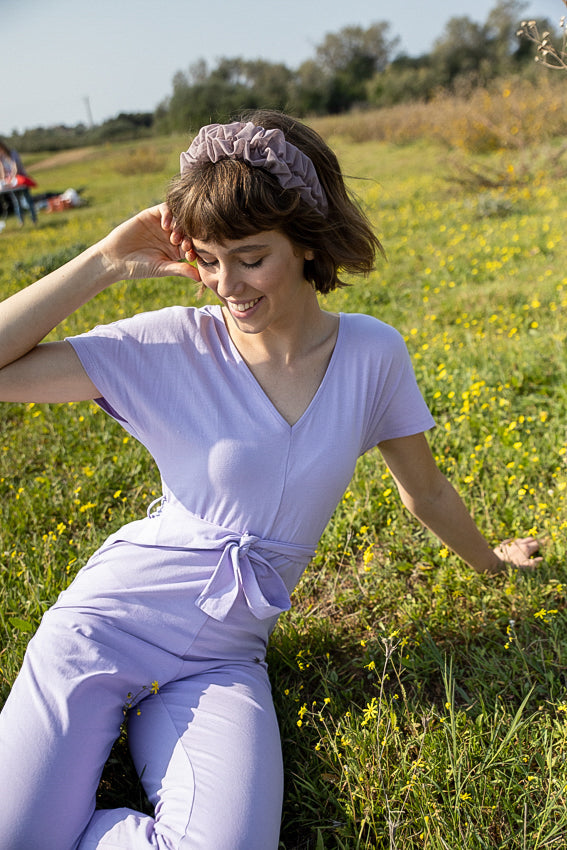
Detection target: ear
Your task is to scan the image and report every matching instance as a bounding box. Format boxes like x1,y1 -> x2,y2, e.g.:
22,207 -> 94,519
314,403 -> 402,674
304,248 -> 315,261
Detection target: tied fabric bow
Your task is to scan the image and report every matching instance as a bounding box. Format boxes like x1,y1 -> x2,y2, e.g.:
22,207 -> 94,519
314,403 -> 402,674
195,532 -> 293,621
180,121 -> 328,215
116,500 -> 316,622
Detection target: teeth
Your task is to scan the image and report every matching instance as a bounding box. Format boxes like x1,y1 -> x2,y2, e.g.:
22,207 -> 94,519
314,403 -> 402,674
233,299 -> 260,312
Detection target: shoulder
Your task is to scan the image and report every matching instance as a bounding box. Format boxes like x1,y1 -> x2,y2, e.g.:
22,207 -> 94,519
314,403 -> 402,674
65,305 -> 227,403
341,312 -> 403,338
76,304 -> 222,344
340,312 -> 407,356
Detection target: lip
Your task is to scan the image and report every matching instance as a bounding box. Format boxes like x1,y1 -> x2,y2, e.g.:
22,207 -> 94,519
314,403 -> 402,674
225,296 -> 264,318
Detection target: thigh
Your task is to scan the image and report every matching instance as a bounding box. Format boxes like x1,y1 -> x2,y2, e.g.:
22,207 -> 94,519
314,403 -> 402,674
128,663 -> 283,850
0,609 -> 179,850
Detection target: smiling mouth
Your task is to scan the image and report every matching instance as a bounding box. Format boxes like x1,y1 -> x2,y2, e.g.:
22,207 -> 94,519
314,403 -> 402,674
230,298 -> 262,312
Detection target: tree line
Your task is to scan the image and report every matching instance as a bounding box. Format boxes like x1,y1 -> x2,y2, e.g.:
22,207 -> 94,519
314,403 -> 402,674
7,0 -> 561,152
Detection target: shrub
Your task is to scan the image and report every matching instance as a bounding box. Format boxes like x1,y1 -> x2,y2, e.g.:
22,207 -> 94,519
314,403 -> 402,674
114,146 -> 169,176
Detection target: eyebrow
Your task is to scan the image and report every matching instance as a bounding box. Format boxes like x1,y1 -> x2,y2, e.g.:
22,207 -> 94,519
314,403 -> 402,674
193,243 -> 270,255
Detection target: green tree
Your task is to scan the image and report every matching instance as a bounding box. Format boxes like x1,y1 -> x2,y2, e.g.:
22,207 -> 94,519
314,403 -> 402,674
431,16 -> 492,86
157,57 -> 295,133
236,59 -> 294,110
287,60 -> 332,115
430,1 -> 534,87
315,22 -> 400,112
367,56 -> 441,107
486,0 -> 528,49
315,22 -> 399,75
485,0 -> 528,68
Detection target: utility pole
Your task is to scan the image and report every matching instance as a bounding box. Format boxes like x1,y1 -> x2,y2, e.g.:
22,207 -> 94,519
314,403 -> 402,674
83,96 -> 94,128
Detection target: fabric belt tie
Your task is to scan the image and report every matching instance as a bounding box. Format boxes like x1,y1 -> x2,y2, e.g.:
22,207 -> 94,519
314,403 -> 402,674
125,499 -> 316,623
195,533 -> 294,622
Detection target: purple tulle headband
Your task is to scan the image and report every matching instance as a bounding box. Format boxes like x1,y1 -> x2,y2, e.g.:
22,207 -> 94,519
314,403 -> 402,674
180,121 -> 328,215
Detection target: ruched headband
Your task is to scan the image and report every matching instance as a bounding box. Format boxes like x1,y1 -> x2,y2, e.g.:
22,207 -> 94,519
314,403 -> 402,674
180,121 -> 328,215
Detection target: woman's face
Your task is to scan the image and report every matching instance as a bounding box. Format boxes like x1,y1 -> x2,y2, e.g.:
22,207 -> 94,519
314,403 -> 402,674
191,230 -> 315,336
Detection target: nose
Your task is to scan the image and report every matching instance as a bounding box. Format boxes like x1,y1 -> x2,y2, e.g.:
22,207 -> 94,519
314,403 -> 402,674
215,264 -> 245,299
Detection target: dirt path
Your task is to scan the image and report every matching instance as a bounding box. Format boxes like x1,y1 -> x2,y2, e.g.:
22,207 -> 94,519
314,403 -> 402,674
32,147 -> 97,171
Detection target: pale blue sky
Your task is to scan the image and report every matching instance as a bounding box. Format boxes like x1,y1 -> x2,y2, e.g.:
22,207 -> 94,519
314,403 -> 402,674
2,0 -> 563,135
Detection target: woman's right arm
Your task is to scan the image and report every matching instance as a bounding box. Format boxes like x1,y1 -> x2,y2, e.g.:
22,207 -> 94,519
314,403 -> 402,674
0,205 -> 199,404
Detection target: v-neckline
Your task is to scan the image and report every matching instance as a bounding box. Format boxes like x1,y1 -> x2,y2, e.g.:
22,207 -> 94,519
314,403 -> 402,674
212,305 -> 343,431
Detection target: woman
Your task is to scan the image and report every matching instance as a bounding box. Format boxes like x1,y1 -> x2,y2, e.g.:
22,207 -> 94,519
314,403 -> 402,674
0,111 -> 540,849
0,139 -> 37,225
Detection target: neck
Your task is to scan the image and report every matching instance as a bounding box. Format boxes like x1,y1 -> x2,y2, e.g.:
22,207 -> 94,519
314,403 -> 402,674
222,290 -> 332,365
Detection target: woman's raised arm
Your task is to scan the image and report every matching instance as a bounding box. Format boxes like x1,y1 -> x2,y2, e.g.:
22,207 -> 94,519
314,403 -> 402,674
0,205 -> 199,403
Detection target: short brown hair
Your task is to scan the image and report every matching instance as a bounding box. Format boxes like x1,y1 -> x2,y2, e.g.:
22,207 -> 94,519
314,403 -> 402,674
166,110 -> 382,293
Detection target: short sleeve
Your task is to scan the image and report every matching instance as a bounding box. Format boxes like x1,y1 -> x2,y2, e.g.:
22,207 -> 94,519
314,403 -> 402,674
354,317 -> 435,454
66,306 -> 195,444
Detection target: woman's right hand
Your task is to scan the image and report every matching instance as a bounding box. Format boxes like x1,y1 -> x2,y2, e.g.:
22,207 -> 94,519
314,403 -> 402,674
97,204 -> 201,283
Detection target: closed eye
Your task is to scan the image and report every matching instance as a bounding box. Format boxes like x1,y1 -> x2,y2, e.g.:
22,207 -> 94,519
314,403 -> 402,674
195,257 -> 217,269
196,256 -> 264,269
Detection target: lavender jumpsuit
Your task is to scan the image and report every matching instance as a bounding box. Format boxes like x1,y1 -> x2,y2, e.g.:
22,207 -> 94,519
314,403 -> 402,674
0,306 -> 434,849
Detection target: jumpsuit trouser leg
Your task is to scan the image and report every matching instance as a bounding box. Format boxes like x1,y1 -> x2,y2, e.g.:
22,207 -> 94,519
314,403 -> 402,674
0,541 -> 284,850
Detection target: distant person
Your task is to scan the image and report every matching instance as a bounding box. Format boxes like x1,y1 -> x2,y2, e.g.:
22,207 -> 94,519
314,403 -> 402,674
0,110 -> 541,849
0,139 -> 37,225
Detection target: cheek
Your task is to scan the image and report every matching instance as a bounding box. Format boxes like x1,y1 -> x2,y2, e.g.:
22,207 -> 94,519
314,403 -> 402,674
196,269 -> 216,289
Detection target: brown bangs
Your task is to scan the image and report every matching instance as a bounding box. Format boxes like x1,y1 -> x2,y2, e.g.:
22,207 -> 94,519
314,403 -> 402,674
167,159 -> 301,243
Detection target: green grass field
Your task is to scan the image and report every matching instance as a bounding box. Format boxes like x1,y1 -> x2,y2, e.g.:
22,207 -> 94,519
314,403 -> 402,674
1,126 -> 566,848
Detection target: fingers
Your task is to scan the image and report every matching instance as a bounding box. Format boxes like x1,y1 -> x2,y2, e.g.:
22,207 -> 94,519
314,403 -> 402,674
514,537 -> 541,551
157,202 -> 183,244
493,536 -> 543,570
182,237 -> 196,260
158,202 -> 173,231
159,260 -> 202,283
158,204 -> 199,271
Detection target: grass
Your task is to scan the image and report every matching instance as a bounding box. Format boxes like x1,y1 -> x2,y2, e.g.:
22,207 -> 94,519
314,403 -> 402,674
1,102 -> 567,848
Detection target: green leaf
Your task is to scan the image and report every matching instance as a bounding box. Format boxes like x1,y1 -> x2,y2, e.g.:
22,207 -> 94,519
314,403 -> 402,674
9,617 -> 33,633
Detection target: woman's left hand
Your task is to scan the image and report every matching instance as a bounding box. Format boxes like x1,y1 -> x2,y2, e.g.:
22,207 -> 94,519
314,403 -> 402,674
493,537 -> 543,570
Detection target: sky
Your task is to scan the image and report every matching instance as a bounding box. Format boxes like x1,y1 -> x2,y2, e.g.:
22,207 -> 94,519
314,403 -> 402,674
2,0 -> 563,135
